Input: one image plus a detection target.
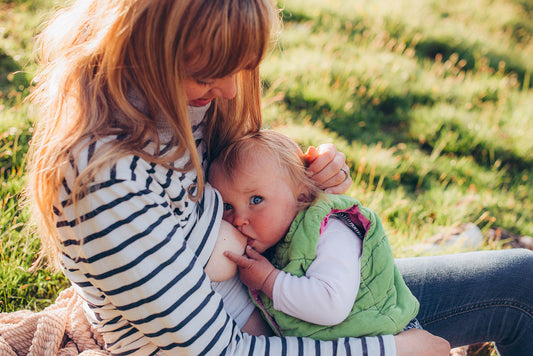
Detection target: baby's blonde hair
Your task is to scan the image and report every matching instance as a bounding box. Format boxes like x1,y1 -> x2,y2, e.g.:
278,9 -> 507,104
210,130 -> 323,211
27,0 -> 279,269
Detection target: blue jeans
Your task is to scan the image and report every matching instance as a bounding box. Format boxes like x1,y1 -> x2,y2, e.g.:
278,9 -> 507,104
396,249 -> 533,356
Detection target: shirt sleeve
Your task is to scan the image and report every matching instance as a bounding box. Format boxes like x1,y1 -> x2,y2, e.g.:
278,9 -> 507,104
211,275 -> 256,328
272,217 -> 363,325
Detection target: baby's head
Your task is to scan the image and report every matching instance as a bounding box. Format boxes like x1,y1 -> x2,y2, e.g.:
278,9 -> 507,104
209,130 -> 323,254
211,129 -> 322,211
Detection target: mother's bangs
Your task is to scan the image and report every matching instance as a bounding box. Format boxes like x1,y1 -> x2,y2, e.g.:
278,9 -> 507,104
182,0 -> 276,79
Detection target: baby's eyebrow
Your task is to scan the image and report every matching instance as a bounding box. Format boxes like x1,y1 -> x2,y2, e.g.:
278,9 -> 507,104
239,186 -> 258,195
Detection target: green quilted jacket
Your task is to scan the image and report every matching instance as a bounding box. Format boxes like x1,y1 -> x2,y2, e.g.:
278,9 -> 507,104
251,194 -> 419,340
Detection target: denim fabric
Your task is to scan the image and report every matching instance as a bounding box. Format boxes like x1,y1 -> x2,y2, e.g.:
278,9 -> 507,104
401,318 -> 423,332
396,249 -> 533,356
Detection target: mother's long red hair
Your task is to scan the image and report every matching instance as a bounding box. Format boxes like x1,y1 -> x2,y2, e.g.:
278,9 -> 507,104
27,0 -> 279,269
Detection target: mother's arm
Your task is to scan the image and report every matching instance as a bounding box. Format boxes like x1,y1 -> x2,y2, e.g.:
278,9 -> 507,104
396,329 -> 451,356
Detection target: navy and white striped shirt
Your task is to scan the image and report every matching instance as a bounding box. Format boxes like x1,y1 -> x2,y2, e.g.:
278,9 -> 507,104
55,106 -> 396,355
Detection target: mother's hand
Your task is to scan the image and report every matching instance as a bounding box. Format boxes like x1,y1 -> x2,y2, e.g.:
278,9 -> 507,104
305,144 -> 352,194
395,329 -> 451,356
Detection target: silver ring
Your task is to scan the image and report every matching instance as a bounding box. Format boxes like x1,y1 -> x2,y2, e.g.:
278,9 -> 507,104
341,167 -> 349,182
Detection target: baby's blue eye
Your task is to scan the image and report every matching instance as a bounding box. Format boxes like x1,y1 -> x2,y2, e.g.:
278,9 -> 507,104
250,196 -> 263,205
223,203 -> 233,211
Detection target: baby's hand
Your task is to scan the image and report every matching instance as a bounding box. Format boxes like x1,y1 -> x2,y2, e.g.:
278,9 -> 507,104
224,246 -> 280,298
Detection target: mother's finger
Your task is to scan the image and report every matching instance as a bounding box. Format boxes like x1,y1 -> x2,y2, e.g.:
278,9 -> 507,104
308,146 -> 345,185
312,155 -> 348,188
324,168 -> 352,194
306,143 -> 337,175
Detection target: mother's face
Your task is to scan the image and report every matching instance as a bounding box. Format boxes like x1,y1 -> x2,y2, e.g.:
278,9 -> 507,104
183,72 -> 238,107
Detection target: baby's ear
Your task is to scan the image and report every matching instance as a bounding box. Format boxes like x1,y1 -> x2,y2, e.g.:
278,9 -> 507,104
297,189 -> 312,204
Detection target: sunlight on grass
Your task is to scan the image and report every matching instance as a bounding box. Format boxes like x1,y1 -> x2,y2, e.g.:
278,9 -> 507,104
262,0 -> 532,262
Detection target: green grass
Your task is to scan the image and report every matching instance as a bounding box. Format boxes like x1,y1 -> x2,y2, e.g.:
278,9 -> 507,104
261,0 -> 533,255
0,0 -> 69,312
0,0 -> 531,326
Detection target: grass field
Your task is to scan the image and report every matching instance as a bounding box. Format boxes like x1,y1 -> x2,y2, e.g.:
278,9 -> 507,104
0,0 -> 531,330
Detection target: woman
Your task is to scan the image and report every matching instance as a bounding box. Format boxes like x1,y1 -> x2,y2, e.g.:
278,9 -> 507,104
27,0 -> 531,355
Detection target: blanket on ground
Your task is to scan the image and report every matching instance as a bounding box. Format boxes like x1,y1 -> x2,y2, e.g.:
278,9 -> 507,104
0,287 -> 107,355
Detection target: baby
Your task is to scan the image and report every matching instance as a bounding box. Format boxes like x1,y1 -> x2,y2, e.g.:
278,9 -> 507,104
205,130 -> 420,339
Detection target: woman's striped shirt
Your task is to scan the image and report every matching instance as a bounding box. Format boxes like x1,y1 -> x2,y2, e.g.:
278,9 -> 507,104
55,105 -> 396,355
